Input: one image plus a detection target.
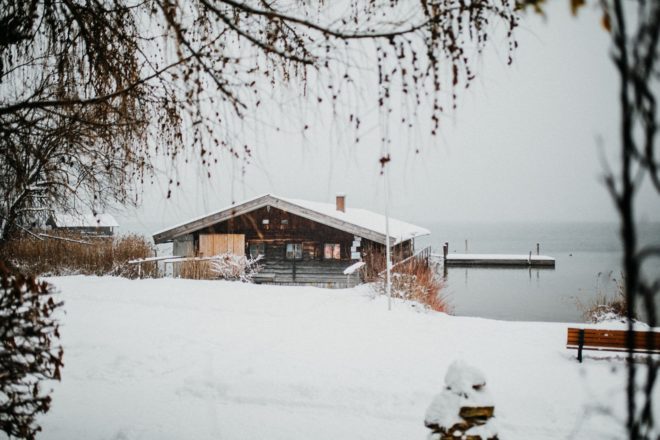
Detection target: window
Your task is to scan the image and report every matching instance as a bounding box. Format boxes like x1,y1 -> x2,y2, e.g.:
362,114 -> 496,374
286,243 -> 302,260
249,243 -> 265,259
281,219 -> 289,225
262,219 -> 269,225
324,243 -> 341,260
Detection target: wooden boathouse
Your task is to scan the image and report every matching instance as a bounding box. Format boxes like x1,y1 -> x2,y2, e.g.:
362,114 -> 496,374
152,194 -> 430,287
47,212 -> 119,237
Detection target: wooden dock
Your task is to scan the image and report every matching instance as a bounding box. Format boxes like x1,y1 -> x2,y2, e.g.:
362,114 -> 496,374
433,241 -> 556,268
439,253 -> 555,268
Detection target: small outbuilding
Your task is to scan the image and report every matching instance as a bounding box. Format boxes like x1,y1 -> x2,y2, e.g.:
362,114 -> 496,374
153,194 -> 430,287
47,213 -> 119,237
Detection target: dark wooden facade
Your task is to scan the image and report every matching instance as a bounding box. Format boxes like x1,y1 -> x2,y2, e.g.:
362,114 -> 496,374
196,206 -> 358,260
175,205 -> 414,287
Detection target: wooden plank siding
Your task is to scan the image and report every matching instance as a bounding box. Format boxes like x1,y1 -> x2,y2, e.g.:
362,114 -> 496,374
194,206 -> 362,262
199,234 -> 245,256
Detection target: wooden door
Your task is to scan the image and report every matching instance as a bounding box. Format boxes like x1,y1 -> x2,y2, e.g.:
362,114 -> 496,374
199,234 -> 245,256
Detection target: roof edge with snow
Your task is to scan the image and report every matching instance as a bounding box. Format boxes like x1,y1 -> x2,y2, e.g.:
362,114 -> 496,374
153,194 -> 429,245
51,212 -> 119,228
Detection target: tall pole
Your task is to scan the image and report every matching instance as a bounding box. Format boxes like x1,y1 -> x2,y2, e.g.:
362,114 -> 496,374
385,162 -> 392,311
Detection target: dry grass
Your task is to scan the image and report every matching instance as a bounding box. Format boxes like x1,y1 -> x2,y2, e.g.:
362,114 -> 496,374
371,254 -> 449,313
1,231 -> 157,278
579,273 -> 633,323
361,244 -> 407,280
178,259 -> 214,280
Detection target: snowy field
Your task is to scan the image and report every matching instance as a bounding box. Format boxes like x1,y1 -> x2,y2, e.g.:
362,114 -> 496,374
33,276 -> 658,440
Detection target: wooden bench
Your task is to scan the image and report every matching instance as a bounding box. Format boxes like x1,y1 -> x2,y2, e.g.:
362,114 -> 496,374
566,328 -> 660,362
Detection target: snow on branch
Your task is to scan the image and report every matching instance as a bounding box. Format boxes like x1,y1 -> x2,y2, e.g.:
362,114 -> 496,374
209,253 -> 263,282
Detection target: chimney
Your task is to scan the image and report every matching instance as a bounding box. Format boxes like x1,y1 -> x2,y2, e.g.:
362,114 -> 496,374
336,194 -> 346,212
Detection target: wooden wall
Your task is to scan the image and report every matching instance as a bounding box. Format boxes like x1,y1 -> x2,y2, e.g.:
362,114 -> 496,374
169,205 -> 418,286
198,233 -> 245,257
194,206 -> 365,261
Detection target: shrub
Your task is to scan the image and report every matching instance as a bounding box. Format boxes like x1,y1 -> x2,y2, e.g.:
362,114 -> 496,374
177,254 -> 262,281
210,254 -> 262,282
0,263 -> 63,440
0,232 -> 156,278
580,272 -> 634,323
373,256 -> 449,313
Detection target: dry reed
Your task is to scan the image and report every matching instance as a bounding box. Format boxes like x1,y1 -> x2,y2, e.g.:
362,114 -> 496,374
1,231 -> 156,278
178,259 -> 214,280
369,252 -> 449,313
578,273 -> 633,323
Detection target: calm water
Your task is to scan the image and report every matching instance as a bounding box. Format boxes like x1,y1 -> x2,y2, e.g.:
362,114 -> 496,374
416,222 -> 660,323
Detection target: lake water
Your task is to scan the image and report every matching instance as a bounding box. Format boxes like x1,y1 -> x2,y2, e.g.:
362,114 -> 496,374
416,222 -> 660,323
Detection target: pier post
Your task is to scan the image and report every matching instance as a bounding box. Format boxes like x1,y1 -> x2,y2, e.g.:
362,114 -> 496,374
536,243 -> 540,255
528,251 -> 532,265
465,239 -> 468,253
443,242 -> 448,260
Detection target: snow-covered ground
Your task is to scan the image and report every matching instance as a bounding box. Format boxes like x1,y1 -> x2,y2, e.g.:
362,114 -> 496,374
35,276 -> 657,440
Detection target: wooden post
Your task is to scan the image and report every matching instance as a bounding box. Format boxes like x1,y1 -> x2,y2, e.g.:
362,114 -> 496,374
443,242 -> 448,260
536,243 -> 540,255
528,251 -> 532,265
465,239 -> 468,253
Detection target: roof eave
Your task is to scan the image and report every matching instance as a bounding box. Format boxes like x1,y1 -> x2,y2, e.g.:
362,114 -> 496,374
153,194 -> 274,243
153,194 -> 428,246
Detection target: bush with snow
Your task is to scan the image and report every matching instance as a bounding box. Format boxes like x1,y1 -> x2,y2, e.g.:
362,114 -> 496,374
579,272 -> 641,325
209,253 -> 262,282
0,264 -> 63,439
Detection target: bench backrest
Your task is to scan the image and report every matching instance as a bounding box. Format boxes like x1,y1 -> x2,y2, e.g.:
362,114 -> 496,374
567,328 -> 660,352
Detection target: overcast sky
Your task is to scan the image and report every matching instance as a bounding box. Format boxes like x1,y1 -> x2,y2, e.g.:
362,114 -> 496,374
117,2 -> 660,236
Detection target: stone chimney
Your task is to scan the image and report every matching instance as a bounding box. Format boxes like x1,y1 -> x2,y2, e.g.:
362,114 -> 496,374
336,194 -> 346,212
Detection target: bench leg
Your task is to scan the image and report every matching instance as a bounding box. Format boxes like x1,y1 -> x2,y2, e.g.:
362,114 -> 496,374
577,329 -> 584,363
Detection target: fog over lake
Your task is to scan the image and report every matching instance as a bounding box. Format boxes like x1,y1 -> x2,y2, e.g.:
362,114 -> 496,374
114,3 -> 659,323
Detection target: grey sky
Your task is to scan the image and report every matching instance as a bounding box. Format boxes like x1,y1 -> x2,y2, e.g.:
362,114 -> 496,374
117,2 -> 660,236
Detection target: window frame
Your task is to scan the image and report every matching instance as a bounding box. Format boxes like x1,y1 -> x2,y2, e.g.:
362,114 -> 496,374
285,242 -> 302,260
249,242 -> 266,259
324,243 -> 341,260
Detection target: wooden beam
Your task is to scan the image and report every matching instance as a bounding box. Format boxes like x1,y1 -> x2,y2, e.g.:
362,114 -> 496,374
153,195 -> 271,243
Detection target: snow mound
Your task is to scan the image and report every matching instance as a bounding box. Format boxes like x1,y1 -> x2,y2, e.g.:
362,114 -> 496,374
445,359 -> 487,398
424,391 -> 463,432
425,360 -> 496,439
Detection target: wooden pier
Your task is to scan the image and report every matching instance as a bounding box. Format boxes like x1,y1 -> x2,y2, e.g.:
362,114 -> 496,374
441,253 -> 555,268
433,242 -> 556,268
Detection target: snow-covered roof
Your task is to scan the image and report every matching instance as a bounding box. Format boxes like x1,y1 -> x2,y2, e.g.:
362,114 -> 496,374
51,213 -> 119,228
279,196 -> 430,244
153,194 -> 429,245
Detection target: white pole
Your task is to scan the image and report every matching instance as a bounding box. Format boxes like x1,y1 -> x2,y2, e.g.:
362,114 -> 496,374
385,163 -> 392,311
